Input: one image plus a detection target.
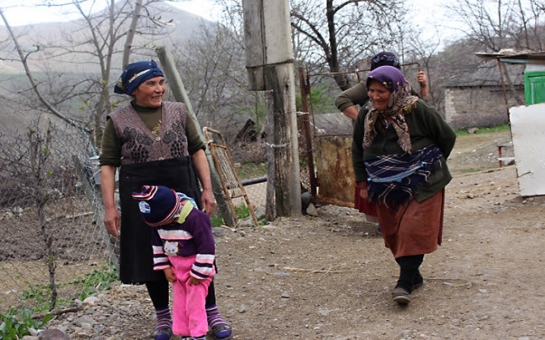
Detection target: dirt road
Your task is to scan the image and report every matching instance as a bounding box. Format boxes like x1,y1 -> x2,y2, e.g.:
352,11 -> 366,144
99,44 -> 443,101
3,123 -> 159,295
44,130 -> 545,339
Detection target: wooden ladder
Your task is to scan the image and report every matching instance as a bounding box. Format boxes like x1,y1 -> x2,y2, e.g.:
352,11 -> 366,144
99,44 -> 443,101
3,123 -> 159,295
203,127 -> 259,227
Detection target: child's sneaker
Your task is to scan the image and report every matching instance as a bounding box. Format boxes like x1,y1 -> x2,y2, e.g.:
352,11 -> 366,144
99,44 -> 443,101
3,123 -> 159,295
154,327 -> 172,340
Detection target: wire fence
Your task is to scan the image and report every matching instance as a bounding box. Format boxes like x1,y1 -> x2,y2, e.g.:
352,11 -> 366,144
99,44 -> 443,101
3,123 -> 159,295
0,117 -> 117,314
0,112 -> 316,315
0,117 -> 274,316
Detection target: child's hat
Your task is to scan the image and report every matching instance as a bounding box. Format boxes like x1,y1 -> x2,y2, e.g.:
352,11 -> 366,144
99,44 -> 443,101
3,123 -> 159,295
132,185 -> 180,226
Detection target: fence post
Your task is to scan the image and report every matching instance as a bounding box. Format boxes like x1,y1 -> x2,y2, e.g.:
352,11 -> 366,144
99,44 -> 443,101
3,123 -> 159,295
156,46 -> 235,226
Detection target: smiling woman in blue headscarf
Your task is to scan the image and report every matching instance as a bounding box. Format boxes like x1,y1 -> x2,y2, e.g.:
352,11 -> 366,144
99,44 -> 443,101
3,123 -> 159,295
99,60 -> 232,340
352,65 -> 456,305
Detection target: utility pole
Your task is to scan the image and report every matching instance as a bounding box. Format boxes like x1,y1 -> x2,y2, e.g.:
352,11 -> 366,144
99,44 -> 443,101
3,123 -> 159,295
242,0 -> 302,217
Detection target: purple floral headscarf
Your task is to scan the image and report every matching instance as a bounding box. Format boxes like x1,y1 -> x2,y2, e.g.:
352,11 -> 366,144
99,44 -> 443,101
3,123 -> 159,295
363,66 -> 419,154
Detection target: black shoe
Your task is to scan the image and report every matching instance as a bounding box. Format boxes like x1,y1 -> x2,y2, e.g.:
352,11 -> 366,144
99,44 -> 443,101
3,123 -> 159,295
392,287 -> 411,305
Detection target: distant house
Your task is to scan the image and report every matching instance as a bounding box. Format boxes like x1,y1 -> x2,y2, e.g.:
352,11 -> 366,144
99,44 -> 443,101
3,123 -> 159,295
444,59 -> 525,129
481,51 -> 545,105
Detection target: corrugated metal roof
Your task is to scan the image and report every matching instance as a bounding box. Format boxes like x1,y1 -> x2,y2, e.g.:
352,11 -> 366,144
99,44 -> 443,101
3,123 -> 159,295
444,60 -> 525,88
476,51 -> 545,64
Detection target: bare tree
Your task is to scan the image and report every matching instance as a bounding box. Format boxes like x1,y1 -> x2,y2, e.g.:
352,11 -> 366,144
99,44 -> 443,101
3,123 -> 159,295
290,0 -> 412,91
0,0 -> 174,150
446,0 -> 545,52
0,9 -> 83,131
513,0 -> 545,50
173,23 -> 249,130
406,34 -> 442,106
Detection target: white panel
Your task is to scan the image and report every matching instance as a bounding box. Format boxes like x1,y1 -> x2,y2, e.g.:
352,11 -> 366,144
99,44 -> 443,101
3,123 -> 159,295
510,103 -> 545,196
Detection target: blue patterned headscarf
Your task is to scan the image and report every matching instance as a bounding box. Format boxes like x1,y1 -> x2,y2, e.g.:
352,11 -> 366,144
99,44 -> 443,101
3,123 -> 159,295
114,60 -> 164,95
370,51 -> 401,70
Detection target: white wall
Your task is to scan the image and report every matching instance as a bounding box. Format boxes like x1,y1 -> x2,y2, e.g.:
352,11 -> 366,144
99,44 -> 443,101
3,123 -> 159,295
510,103 -> 545,196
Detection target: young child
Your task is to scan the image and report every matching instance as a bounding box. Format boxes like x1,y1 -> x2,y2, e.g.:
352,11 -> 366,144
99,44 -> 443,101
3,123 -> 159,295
132,185 -> 216,340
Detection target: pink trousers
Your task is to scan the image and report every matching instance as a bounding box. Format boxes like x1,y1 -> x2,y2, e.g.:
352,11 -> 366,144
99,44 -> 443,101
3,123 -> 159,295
168,255 -> 215,337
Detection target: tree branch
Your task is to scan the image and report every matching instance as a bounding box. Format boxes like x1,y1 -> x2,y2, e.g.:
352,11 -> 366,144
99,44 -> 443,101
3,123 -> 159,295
0,7 -> 82,131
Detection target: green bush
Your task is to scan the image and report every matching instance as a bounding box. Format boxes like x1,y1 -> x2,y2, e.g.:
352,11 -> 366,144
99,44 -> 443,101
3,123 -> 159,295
0,308 -> 52,340
235,204 -> 251,220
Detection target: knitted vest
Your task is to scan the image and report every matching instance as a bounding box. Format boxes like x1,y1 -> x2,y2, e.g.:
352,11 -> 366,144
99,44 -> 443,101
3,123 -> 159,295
109,101 -> 189,165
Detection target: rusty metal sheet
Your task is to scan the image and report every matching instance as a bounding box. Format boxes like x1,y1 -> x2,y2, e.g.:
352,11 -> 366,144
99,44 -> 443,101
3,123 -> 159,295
314,136 -> 355,207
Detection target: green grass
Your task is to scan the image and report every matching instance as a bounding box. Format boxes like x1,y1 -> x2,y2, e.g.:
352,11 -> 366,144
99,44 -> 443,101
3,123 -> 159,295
71,262 -> 119,300
17,263 -> 118,313
211,214 -> 224,228
0,264 -> 117,340
234,204 -> 251,220
456,124 -> 511,136
211,202 -> 268,227
237,162 -> 267,180
459,168 -> 482,173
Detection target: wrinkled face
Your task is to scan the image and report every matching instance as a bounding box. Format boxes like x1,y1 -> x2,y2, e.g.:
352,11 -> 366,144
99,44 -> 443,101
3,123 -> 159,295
368,80 -> 391,111
131,76 -> 166,108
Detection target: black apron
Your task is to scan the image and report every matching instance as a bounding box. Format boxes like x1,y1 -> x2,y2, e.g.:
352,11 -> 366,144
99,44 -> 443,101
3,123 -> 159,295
118,156 -> 201,284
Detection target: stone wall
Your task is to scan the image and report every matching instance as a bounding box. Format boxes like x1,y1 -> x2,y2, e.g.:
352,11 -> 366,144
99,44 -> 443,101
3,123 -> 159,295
444,86 -> 524,129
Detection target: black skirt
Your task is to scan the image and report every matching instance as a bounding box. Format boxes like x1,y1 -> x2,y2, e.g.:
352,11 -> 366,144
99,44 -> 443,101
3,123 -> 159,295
118,156 -> 202,284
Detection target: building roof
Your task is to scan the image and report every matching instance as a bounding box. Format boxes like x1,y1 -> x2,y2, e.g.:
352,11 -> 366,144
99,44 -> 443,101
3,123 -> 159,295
444,59 -> 525,88
476,51 -> 545,64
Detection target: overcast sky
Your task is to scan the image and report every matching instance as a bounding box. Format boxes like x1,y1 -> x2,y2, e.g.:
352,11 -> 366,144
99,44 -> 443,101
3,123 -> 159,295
0,0 -> 460,48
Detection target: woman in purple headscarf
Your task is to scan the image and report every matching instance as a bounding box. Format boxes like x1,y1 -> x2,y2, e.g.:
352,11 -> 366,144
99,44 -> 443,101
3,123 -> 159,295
99,60 -> 231,340
351,65 -> 456,305
336,51 -> 429,224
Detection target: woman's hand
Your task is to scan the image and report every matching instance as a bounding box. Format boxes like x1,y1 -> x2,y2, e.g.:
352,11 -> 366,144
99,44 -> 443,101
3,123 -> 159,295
417,70 -> 428,88
101,165 -> 120,237
357,181 -> 369,200
201,188 -> 216,216
103,207 -> 121,238
417,71 -> 429,101
191,149 -> 216,215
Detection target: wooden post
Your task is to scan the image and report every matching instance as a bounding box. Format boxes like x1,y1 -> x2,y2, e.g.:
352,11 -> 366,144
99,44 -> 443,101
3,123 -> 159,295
298,65 -> 318,196
264,90 -> 276,221
155,46 -> 236,227
242,0 -> 301,217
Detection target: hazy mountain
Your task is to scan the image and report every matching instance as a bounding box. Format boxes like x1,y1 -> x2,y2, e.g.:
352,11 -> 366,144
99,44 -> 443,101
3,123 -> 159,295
0,2 -> 217,133
0,2 -> 215,75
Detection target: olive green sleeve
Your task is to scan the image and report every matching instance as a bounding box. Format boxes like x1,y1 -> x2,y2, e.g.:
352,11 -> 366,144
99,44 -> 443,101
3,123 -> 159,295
419,101 -> 456,158
185,113 -> 206,155
98,118 -> 121,167
351,108 -> 369,183
335,82 -> 370,112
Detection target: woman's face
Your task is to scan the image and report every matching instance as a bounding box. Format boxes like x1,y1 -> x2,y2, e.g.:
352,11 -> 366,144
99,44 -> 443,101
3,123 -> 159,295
368,80 -> 391,111
131,76 -> 166,108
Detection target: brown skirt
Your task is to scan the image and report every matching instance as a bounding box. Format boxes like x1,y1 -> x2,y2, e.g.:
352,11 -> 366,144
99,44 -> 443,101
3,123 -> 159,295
377,189 -> 444,258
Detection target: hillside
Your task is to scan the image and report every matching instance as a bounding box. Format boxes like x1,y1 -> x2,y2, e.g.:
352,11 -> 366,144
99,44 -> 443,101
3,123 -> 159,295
0,2 -> 215,74
0,2 -> 217,133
